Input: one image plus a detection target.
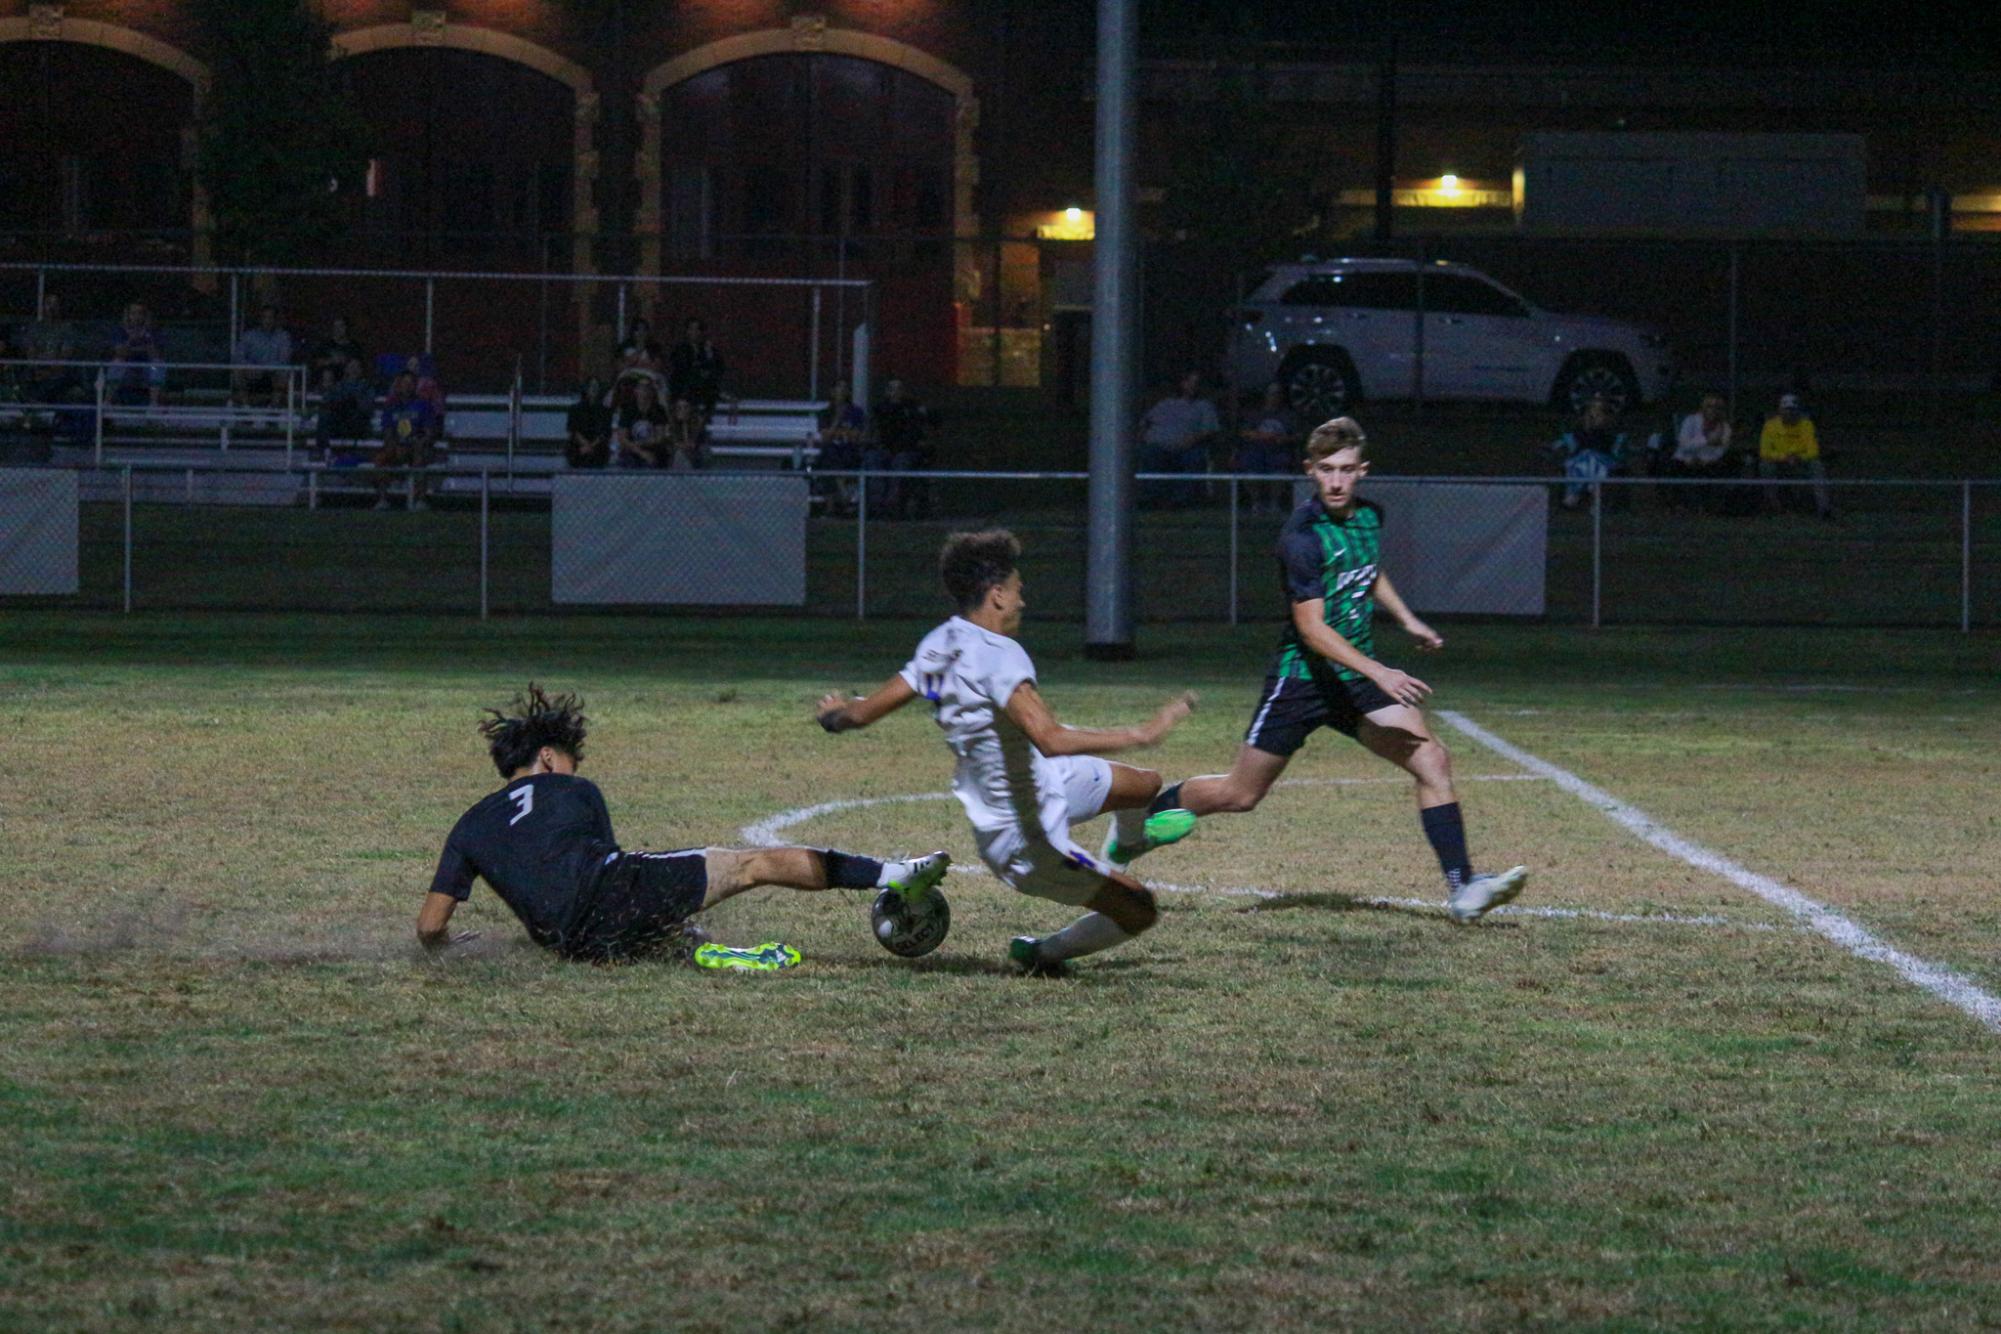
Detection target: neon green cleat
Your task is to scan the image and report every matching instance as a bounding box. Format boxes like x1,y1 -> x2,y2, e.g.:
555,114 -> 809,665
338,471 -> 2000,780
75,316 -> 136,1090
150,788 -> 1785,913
693,940 -> 802,971
1104,808 -> 1197,867
881,850 -> 951,902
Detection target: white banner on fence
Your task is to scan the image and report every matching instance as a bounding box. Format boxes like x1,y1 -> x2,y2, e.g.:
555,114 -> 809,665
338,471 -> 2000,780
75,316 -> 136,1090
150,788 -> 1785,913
0,469 -> 79,595
1356,481 -> 1548,616
551,473 -> 808,606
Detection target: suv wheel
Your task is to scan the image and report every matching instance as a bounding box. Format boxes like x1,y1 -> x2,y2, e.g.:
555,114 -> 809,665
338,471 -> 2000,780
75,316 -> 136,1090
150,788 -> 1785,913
1281,350 -> 1358,420
1557,355 -> 1641,416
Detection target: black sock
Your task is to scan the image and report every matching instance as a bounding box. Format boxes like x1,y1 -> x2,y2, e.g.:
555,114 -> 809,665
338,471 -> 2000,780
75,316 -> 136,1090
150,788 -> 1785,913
1147,782 -> 1184,816
821,849 -> 883,889
1419,803 -> 1473,891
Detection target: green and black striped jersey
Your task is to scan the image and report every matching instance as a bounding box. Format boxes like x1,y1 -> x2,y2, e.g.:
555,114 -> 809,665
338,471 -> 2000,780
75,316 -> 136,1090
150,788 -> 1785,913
1269,498 -> 1383,682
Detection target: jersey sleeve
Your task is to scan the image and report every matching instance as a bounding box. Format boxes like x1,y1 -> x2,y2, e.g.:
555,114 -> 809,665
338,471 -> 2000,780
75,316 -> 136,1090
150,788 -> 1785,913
428,829 -> 477,901
582,780 -> 616,846
1277,529 -> 1326,603
984,639 -> 1037,711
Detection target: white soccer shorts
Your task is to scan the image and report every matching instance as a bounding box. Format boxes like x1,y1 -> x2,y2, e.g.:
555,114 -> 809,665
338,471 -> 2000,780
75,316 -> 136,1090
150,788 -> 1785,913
974,755 -> 1114,906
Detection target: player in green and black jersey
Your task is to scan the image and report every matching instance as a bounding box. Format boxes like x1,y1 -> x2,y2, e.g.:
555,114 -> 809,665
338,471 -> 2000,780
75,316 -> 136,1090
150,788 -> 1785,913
417,685 -> 948,967
1142,417 -> 1527,923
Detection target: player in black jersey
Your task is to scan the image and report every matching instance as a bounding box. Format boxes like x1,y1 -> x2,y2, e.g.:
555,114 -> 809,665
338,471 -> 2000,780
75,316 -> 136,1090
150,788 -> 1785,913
1147,417 -> 1527,923
418,686 -> 948,966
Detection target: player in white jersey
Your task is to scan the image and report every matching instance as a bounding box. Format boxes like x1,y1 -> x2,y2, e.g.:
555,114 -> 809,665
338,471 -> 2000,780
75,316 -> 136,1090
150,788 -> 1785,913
816,530 -> 1198,974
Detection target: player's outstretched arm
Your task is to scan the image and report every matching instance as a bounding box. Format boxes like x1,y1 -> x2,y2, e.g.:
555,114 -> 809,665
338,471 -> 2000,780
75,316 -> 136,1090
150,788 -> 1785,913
1003,681 -> 1195,757
1372,571 -> 1444,651
817,674 -> 919,733
1292,599 -> 1431,708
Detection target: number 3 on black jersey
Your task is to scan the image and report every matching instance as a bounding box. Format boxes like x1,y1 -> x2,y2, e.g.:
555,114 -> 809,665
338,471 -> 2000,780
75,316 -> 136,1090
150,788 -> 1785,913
507,784 -> 535,825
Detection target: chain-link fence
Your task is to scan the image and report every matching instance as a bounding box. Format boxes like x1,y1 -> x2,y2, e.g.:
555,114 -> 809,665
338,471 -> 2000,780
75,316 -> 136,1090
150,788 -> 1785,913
3,462 -> 1996,629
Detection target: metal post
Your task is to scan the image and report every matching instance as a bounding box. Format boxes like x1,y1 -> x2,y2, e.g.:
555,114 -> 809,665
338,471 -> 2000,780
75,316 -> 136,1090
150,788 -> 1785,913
121,465 -> 133,613
1931,192 -> 1948,426
1726,244 -> 1740,412
537,273 -> 551,394
34,268 -> 45,321
284,368 -> 295,468
93,368 -> 105,466
809,285 -> 823,401
424,278 -> 435,356
1963,480 -> 1973,634
480,469 -> 491,621
1085,0 -> 1139,658
1591,481 -> 1603,629
308,467 -> 318,510
855,469 -> 868,620
616,283 -> 628,341
1228,477 -> 1240,625
228,273 -> 240,348
1413,240 -> 1428,412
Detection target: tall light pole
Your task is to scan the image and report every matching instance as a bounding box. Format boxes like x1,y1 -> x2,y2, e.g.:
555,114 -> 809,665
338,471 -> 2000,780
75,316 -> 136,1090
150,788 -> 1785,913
1085,0 -> 1137,659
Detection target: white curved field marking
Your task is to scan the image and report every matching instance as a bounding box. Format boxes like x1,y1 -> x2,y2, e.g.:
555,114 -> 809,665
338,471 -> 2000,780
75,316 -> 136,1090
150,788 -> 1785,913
1439,709 -> 2001,1034
740,776 -> 1767,933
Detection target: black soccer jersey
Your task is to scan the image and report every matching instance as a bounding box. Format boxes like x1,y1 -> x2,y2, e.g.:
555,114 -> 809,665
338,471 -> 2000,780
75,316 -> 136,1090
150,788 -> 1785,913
428,773 -> 619,948
1270,497 -> 1383,683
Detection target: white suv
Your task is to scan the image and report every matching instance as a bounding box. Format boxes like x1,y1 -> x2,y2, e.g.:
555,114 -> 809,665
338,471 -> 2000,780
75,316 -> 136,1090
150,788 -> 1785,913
1228,258 -> 1673,418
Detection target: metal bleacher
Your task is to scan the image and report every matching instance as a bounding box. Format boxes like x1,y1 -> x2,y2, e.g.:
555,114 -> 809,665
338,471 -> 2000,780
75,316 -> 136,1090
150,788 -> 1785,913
13,381 -> 829,505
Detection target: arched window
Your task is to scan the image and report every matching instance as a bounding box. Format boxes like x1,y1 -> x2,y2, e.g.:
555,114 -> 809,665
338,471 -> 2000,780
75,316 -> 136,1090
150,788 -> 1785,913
0,43 -> 191,244
659,54 -> 955,262
339,47 -> 574,267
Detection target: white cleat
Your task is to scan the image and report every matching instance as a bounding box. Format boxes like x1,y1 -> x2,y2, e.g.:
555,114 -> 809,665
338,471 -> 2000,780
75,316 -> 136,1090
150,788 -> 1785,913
1448,865 -> 1527,924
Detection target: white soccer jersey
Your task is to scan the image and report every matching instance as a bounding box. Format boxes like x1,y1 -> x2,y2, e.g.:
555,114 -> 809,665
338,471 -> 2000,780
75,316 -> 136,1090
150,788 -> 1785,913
900,617 -> 1070,837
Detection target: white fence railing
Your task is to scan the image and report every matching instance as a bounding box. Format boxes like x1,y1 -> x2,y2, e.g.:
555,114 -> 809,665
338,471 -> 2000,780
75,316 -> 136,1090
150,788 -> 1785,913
3,461 -> 1995,631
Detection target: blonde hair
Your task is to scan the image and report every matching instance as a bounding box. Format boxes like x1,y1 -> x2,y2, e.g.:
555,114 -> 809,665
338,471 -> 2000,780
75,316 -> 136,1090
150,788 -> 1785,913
1305,416 -> 1368,461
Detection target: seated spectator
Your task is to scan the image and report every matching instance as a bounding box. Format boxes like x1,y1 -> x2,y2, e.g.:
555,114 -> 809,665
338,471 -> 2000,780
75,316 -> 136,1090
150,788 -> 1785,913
18,292 -> 83,404
373,369 -> 442,511
1662,393 -> 1738,511
664,396 -> 711,471
607,340 -> 667,417
812,378 -> 867,516
1545,396 -> 1630,511
1758,392 -> 1833,519
309,315 -> 364,386
1138,370 -> 1221,508
668,317 -> 727,416
1235,381 -> 1302,515
617,317 -> 663,371
110,300 -> 166,408
616,378 -> 668,468
403,353 -> 446,415
314,357 -> 376,461
864,377 -> 936,519
233,304 -> 296,407
565,376 -> 612,469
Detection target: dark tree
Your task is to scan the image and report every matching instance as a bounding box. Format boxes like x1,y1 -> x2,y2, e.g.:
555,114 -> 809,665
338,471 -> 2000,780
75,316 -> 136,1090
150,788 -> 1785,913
192,0 -> 370,267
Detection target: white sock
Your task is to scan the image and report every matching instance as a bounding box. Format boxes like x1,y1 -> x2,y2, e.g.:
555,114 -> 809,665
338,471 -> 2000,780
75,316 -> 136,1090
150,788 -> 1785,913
1036,911 -> 1132,963
1111,807 -> 1148,850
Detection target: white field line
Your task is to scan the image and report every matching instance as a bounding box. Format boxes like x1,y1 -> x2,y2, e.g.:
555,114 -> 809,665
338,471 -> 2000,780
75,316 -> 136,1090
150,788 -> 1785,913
741,776 -> 1766,933
1437,709 -> 2001,1034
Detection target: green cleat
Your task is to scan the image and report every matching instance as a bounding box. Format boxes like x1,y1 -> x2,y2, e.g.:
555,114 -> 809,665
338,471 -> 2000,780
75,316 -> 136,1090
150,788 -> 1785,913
882,850 -> 950,902
693,940 -> 802,972
1007,935 -> 1069,978
1104,808 -> 1197,868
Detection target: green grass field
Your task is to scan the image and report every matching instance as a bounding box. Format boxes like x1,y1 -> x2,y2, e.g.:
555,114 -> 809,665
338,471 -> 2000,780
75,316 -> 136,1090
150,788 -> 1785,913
4,613 -> 1999,1330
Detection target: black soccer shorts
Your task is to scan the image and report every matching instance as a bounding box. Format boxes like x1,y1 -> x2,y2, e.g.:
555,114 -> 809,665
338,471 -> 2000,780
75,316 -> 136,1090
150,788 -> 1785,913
563,848 -> 709,962
1242,671 -> 1400,756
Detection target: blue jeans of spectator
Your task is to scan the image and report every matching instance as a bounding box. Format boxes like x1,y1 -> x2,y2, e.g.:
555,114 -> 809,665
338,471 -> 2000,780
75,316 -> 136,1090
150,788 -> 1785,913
1141,441 -> 1208,508
863,447 -> 924,516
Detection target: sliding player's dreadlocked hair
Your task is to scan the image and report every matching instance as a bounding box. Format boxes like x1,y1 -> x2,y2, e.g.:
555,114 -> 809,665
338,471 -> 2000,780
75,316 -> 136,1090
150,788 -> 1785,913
939,528 -> 1022,612
478,684 -> 588,777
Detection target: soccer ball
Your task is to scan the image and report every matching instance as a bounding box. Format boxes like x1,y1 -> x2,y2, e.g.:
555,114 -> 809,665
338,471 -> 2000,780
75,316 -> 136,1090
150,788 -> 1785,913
870,886 -> 951,958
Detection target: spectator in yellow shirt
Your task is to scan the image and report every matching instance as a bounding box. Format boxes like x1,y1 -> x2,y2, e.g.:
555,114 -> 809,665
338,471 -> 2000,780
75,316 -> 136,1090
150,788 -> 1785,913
1758,393 -> 1832,519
